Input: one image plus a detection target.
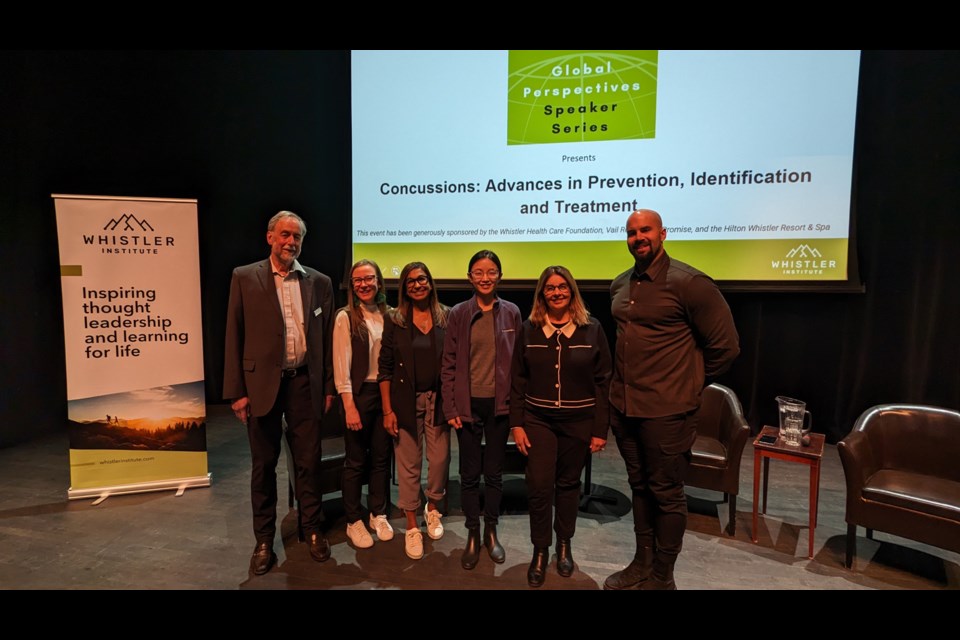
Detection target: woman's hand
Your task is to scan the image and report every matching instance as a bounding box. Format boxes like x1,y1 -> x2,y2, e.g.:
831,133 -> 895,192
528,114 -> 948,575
345,406 -> 363,431
383,411 -> 399,437
590,437 -> 606,453
448,416 -> 462,430
513,426 -> 532,456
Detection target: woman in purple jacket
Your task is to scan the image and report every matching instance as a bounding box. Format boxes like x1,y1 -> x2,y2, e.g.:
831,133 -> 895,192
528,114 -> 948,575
440,250 -> 522,570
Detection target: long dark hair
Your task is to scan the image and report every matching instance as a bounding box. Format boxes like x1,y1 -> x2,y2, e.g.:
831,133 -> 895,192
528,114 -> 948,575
390,261 -> 448,329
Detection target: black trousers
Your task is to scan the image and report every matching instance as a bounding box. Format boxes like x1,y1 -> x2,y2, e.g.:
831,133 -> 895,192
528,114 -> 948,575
524,408 -> 591,548
248,371 -> 323,544
456,396 -> 510,529
611,408 -> 697,558
342,382 -> 392,524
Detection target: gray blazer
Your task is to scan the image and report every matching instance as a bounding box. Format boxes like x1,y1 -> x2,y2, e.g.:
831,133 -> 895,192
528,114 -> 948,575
223,259 -> 335,417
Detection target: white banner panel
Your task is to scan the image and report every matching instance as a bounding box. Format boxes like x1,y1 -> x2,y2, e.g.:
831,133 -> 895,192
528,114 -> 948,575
53,195 -> 209,498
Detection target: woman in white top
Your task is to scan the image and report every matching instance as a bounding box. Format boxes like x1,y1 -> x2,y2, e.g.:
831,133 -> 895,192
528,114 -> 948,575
334,259 -> 395,549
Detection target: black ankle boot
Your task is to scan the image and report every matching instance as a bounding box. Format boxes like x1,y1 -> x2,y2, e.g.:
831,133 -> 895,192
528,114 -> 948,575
556,539 -> 574,577
483,523 -> 506,564
527,547 -> 549,588
603,544 -> 653,590
642,552 -> 677,590
461,527 -> 481,570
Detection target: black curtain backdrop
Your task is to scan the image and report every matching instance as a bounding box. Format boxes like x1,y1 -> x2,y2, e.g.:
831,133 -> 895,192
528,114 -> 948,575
1,50 -> 957,448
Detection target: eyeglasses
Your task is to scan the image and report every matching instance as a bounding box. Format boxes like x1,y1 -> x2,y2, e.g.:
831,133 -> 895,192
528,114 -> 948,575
543,284 -> 570,294
405,275 -> 430,288
469,270 -> 500,280
351,275 -> 377,286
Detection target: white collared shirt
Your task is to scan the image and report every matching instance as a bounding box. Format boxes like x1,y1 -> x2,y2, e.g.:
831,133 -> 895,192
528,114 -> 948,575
270,257 -> 307,369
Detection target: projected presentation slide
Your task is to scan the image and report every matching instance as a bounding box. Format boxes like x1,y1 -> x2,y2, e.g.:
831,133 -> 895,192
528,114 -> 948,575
352,50 -> 861,282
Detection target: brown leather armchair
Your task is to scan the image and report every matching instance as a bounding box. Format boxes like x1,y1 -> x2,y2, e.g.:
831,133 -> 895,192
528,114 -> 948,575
838,404 -> 960,568
686,383 -> 750,535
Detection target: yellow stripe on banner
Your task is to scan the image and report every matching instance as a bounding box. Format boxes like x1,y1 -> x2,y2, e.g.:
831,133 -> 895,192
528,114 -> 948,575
354,238 -> 849,281
69,449 -> 209,490
61,265 -> 83,276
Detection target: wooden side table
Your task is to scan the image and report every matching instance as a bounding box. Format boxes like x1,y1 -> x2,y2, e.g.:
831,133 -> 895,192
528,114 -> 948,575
751,425 -> 826,559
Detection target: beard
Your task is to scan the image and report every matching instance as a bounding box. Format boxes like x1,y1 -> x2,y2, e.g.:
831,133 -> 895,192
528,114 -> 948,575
631,240 -> 659,271
632,240 -> 651,256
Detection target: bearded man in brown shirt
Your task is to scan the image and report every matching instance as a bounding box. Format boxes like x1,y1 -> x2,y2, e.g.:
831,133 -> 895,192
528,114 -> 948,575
605,209 -> 739,590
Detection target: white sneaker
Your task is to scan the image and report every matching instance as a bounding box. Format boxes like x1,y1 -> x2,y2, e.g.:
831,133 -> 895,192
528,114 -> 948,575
404,528 -> 424,560
346,519 -> 374,549
424,507 -> 444,540
369,514 -> 395,541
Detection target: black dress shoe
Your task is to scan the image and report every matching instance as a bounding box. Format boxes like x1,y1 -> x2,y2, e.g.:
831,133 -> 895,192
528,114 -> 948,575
527,547 -> 549,588
483,524 -> 506,564
556,538 -> 574,577
462,527 -> 481,570
250,542 -> 276,576
309,533 -> 331,563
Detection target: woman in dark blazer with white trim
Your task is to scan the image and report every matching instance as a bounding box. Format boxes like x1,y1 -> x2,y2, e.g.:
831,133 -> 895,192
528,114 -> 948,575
511,265 -> 612,588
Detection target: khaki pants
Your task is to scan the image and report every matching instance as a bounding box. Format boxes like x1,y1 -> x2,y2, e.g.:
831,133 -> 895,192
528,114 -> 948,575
394,390 -> 451,512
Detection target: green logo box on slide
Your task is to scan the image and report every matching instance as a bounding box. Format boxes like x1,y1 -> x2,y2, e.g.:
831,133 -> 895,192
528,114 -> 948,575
507,50 -> 658,145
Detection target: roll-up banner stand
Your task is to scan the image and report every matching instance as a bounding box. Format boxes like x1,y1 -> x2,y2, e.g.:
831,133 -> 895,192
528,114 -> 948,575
53,195 -> 210,502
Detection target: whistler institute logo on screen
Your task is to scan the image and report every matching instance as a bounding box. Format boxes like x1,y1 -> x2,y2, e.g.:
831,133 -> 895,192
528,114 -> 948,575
507,50 -> 658,146
772,243 -> 839,277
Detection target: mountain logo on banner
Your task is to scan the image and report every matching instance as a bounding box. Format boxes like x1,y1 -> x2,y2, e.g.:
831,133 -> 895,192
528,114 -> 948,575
81,213 -> 175,255
772,243 -> 838,276
104,213 -> 155,232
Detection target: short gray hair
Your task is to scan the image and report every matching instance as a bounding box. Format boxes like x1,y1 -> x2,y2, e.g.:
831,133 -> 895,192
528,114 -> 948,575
267,210 -> 307,236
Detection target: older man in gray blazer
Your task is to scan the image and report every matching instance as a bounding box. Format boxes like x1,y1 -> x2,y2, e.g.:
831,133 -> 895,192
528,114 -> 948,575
223,210 -> 335,575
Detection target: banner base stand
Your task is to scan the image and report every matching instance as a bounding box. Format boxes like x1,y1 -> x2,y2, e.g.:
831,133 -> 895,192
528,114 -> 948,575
68,473 -> 212,502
